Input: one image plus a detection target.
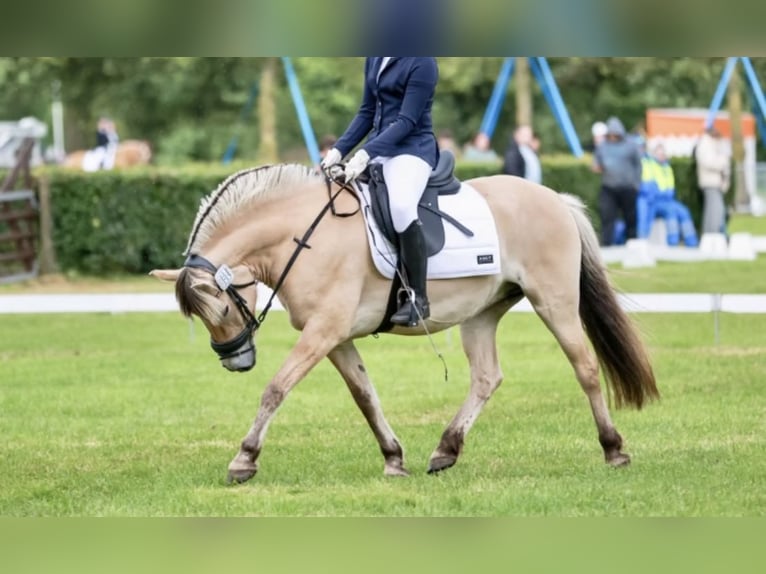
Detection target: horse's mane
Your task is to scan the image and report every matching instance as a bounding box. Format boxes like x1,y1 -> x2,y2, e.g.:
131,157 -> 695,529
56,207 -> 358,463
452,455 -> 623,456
184,163 -> 321,255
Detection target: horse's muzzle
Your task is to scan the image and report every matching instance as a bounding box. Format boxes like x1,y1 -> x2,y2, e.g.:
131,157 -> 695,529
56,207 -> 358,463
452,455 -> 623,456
221,345 -> 256,372
211,331 -> 257,372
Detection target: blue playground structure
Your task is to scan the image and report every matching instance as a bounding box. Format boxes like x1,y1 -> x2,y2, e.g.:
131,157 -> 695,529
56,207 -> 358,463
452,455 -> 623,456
706,57 -> 766,148
226,58 -> 766,167
223,57 -> 321,166
479,57 -> 584,157
226,57 -> 585,165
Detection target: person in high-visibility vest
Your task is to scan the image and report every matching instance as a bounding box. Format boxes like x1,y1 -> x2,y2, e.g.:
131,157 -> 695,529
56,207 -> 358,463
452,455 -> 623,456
637,144 -> 699,247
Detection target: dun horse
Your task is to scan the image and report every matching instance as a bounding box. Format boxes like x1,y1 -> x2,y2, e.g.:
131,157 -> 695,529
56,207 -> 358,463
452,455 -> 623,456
63,140 -> 152,170
151,164 -> 658,484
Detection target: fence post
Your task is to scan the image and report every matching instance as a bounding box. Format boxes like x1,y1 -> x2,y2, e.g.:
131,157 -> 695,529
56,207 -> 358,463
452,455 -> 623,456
37,176 -> 58,275
713,293 -> 722,345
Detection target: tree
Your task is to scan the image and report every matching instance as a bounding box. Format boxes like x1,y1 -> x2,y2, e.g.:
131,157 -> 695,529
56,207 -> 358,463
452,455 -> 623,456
256,58 -> 278,164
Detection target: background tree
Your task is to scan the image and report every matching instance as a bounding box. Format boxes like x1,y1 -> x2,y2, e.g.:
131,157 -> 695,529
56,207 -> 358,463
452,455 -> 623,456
1,57 -> 764,165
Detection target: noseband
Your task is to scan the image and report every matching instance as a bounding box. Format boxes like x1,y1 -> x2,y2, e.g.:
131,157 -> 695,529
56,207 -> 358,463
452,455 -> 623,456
184,254 -> 261,361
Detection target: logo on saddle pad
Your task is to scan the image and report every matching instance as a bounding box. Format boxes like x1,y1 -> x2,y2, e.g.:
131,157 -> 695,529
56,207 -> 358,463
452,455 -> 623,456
477,254 -> 494,265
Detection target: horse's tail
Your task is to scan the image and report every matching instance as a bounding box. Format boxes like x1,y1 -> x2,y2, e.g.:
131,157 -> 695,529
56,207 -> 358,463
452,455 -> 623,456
561,194 -> 659,409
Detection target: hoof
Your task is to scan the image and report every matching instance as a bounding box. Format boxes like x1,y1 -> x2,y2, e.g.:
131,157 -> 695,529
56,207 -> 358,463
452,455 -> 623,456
384,462 -> 410,477
427,455 -> 457,474
227,461 -> 258,484
606,452 -> 631,467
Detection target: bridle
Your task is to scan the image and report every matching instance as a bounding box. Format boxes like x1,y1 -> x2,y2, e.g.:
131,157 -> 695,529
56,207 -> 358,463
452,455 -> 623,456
183,254 -> 262,361
183,171 -> 359,362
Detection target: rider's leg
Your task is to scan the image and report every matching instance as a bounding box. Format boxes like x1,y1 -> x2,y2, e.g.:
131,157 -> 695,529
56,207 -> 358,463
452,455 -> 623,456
381,154 -> 432,326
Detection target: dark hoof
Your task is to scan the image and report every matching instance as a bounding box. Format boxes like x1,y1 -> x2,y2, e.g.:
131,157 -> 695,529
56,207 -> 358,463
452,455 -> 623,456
427,455 -> 457,474
606,452 -> 631,467
226,467 -> 258,484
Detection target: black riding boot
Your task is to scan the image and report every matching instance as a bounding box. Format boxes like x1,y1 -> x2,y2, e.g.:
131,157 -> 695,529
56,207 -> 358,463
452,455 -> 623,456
390,220 -> 430,326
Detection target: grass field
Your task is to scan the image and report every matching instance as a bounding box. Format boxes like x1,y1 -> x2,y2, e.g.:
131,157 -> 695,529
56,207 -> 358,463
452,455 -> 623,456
1,214 -> 764,516
2,216 -> 765,296
1,309 -> 764,516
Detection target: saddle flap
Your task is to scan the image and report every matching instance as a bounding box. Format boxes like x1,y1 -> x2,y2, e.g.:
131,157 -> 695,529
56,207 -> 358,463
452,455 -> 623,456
367,163 -> 445,257
366,151 -> 471,258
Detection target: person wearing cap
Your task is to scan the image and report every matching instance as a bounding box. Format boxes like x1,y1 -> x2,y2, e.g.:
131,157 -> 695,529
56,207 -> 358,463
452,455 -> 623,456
591,117 -> 643,246
591,121 -> 608,151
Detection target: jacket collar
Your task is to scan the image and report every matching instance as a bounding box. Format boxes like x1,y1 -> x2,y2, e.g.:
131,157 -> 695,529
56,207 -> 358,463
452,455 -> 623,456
375,57 -> 399,81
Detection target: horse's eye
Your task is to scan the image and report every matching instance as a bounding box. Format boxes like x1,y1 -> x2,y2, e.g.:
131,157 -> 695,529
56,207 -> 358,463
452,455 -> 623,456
223,305 -> 230,317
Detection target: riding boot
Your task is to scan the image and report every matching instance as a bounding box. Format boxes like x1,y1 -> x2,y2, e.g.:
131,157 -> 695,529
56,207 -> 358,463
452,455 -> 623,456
390,220 -> 430,326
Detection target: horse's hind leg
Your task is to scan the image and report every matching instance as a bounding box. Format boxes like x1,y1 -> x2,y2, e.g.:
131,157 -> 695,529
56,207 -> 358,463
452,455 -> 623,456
428,297 -> 518,474
328,341 -> 408,477
525,287 -> 630,467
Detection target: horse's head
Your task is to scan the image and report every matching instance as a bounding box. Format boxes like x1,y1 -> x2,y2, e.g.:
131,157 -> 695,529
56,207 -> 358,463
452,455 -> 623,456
151,259 -> 260,372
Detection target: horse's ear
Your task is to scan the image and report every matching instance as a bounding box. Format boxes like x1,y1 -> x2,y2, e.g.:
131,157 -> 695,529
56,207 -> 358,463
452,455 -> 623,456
149,269 -> 181,282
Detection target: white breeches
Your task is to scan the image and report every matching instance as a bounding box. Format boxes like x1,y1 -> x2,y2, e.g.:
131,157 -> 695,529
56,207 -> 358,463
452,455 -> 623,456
373,154 -> 432,233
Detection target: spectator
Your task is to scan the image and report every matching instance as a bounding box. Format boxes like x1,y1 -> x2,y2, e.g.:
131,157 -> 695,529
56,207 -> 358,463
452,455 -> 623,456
319,134 -> 337,160
502,125 -> 526,177
695,126 -> 731,234
437,129 -> 460,158
637,144 -> 699,247
588,121 -> 608,152
502,125 -> 541,184
592,117 -> 642,246
463,132 -> 499,162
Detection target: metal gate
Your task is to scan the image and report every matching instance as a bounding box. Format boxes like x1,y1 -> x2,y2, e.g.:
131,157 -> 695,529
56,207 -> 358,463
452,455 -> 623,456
0,138 -> 39,283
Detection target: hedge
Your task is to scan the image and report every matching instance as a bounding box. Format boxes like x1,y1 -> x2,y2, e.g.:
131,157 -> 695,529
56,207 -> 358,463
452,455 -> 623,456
41,166 -> 236,274
40,156 -> 718,275
456,154 -> 706,226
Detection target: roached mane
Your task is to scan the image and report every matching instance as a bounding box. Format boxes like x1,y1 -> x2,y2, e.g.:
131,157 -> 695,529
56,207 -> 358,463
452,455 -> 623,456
183,164 -> 321,255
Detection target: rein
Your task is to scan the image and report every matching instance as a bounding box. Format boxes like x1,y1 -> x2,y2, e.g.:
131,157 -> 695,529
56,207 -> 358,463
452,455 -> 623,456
185,175 -> 359,359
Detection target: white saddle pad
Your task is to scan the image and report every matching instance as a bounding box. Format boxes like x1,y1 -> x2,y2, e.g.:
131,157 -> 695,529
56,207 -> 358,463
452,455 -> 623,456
358,182 -> 501,280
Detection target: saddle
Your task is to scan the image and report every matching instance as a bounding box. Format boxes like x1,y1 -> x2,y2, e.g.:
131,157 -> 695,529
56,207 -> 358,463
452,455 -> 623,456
365,151 -> 474,255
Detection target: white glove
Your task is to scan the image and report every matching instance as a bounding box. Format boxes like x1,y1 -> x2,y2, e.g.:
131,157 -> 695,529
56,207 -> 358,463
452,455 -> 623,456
320,147 -> 342,171
343,149 -> 370,182
328,164 -> 345,179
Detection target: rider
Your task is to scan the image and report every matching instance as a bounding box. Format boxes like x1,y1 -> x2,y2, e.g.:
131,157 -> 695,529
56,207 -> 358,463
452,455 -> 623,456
321,57 -> 439,326
95,117 -> 119,170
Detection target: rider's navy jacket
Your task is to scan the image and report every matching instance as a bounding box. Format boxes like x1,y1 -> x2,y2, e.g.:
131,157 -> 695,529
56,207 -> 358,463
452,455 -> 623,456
335,57 -> 439,169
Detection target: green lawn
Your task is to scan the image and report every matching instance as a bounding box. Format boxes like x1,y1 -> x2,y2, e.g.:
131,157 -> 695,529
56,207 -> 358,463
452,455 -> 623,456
730,214 -> 766,235
1,253 -> 764,296
609,255 -> 766,293
1,311 -> 764,516
606,213 -> 766,293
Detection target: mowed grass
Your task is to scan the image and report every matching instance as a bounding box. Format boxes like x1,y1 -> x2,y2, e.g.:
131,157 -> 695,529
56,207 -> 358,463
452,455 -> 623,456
608,254 -> 766,293
1,309 -> 764,516
607,214 -> 766,293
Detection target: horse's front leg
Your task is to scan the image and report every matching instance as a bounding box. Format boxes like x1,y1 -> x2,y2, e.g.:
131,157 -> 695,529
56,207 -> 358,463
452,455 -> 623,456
327,341 -> 408,477
227,324 -> 341,484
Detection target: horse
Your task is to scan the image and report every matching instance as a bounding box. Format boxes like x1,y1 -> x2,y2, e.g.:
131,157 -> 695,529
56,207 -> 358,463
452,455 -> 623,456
150,164 -> 659,484
62,140 -> 152,170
